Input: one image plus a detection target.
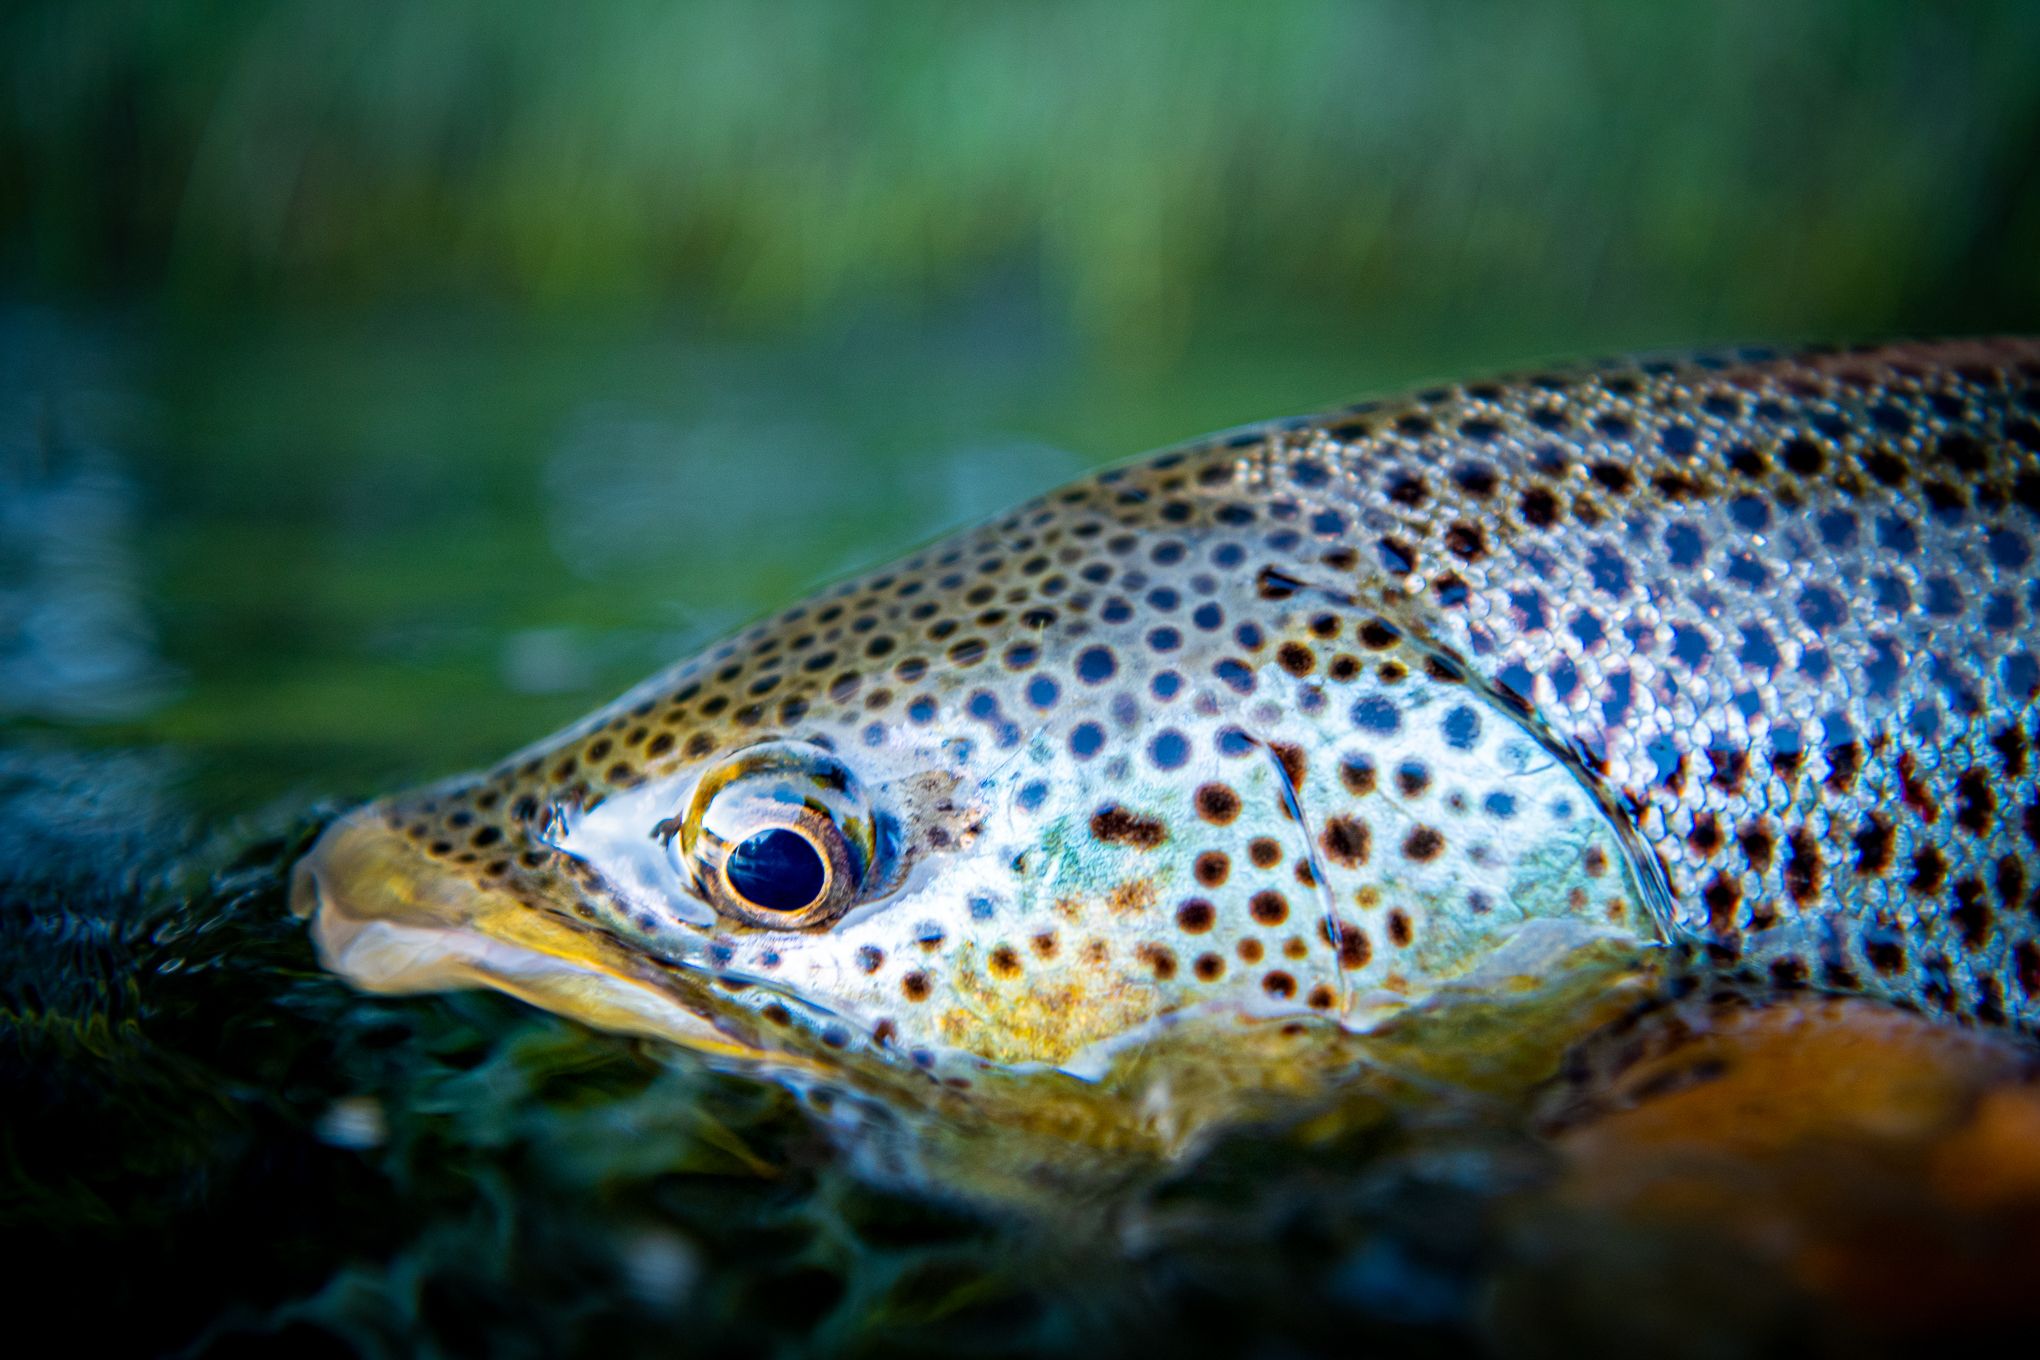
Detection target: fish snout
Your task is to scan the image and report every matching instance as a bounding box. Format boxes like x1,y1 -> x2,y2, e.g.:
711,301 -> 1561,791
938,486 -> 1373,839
290,803 -> 763,1056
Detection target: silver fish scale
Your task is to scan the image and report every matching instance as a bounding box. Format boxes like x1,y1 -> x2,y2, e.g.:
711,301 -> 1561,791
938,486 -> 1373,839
330,338 -> 2040,1072
1221,339 -> 2040,1019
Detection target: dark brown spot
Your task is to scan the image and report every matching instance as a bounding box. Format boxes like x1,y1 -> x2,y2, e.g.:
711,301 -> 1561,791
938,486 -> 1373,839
1444,521 -> 1487,561
1780,437 -> 1824,476
1422,653 -> 1467,684
1386,475 -> 1428,507
1402,826 -> 1445,862
1898,753 -> 1938,824
1194,783 -> 1241,825
1824,741 -> 1862,794
1277,642 -> 1316,676
1237,938 -> 1265,964
1250,891 -> 1290,926
1249,837 -> 1283,868
1193,952 -> 1225,981
1956,767 -> 1996,836
1997,855 -> 2028,913
1866,937 -> 1906,977
1262,970 -> 1297,999
1950,878 -> 1992,949
1091,804 -> 1167,848
1307,985 -> 1337,1010
1176,899 -> 1216,933
2017,941 -> 2040,995
1358,619 -> 1400,650
1319,816 -> 1371,868
1990,725 -> 2029,781
1738,819 -> 1774,873
1910,845 -> 1948,896
1194,851 -> 1230,887
1519,488 -> 1559,528
902,972 -> 931,1001
1707,748 -> 1748,794
1396,764 -> 1430,798
1271,742 -> 1308,790
989,945 -> 1022,979
1977,976 -> 2007,1027
1922,479 -> 1968,515
1386,909 -> 1412,947
1783,828 -> 1821,907
1853,814 -> 1894,875
1583,845 -> 1608,878
1339,756 -> 1377,795
1031,931 -> 1059,959
1703,874 -> 1742,934
1137,943 -> 1178,980
1588,462 -> 1633,494
1861,448 -> 1907,486
1687,812 -> 1723,856
1307,915 -> 1360,966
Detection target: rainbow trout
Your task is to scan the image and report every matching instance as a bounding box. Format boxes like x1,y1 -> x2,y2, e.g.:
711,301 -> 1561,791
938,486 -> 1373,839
295,338 -> 2040,1151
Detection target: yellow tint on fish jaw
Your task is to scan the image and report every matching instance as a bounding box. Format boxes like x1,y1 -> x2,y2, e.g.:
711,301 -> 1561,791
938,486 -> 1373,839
292,805 -> 776,1065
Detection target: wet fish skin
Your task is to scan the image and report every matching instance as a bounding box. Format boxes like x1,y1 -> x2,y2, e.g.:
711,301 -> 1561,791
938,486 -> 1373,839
296,337 -> 2040,1086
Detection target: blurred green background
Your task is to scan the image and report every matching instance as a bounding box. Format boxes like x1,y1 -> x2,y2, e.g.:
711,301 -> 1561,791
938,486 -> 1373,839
3,0 -> 2038,817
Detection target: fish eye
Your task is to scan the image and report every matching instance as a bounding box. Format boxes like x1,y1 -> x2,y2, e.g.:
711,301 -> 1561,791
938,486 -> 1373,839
665,741 -> 877,930
724,827 -> 828,913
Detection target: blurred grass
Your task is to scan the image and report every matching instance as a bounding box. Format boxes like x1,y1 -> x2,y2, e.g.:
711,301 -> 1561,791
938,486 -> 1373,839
4,0 -> 2038,352
3,1 -> 2039,813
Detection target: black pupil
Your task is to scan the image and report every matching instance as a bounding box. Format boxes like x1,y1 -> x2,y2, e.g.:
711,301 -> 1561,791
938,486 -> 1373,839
725,828 -> 827,913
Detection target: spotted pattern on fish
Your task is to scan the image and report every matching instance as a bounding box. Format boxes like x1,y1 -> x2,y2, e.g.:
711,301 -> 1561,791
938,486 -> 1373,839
301,338 -> 2040,1079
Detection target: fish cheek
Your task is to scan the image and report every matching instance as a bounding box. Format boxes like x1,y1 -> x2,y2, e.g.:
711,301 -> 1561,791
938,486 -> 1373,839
891,779 -> 1191,1067
1276,653 -> 1663,1007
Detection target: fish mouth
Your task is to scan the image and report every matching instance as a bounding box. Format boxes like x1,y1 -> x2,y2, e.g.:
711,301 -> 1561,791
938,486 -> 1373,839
290,803 -> 780,1063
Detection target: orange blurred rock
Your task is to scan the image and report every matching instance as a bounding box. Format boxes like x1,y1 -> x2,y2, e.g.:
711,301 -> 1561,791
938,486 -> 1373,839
1535,995 -> 2040,1336
1928,1085 -> 2040,1211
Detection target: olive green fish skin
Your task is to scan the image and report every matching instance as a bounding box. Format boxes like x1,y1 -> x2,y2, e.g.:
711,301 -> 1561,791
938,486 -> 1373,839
302,337 -> 2040,1079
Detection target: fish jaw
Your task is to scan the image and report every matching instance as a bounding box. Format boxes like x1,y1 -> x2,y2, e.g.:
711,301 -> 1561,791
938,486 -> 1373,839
291,802 -> 779,1064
